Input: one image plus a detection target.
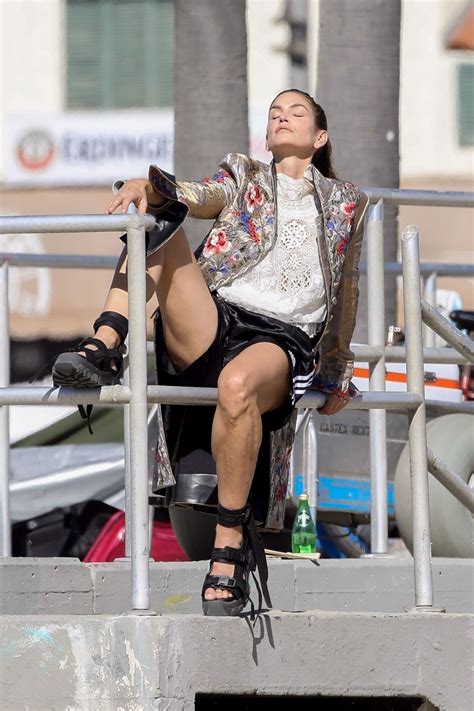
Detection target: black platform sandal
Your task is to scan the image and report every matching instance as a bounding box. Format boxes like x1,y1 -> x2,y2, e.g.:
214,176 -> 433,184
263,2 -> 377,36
201,503 -> 272,618
34,311 -> 129,433
51,311 -> 128,388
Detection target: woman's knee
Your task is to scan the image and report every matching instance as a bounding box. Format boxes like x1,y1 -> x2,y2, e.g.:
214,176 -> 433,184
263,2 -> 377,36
217,369 -> 256,421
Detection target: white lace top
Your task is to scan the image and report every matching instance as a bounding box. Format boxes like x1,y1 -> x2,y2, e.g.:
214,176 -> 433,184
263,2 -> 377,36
218,172 -> 327,336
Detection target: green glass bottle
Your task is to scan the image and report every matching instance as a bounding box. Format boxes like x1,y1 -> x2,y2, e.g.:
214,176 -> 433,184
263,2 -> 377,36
291,493 -> 317,554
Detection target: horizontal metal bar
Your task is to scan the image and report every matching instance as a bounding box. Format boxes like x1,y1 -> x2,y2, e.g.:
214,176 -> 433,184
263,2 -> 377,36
342,392 -> 422,409
359,261 -> 474,277
1,187 -> 472,207
0,253 -> 117,269
147,342 -> 466,366
363,188 -> 474,207
352,345 -> 469,365
147,385 -> 219,406
0,386 -> 131,406
0,214 -> 156,234
2,251 -> 472,280
427,448 -> 474,514
421,300 -> 474,362
0,386 -> 422,410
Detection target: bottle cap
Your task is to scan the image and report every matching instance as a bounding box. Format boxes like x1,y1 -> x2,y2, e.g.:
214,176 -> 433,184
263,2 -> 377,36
299,493 -> 309,500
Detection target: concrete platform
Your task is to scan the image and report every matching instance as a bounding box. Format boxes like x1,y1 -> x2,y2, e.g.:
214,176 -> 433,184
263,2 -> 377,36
1,558 -> 472,709
0,610 -> 471,710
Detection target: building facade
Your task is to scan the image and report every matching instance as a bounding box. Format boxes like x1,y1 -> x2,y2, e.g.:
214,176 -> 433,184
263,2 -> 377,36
0,0 -> 472,348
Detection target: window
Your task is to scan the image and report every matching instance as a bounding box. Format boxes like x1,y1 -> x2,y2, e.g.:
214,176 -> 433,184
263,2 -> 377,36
67,0 -> 174,109
458,63 -> 474,146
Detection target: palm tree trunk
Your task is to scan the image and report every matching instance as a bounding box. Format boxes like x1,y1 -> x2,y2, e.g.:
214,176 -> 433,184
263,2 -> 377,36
316,0 -> 401,341
174,0 -> 248,248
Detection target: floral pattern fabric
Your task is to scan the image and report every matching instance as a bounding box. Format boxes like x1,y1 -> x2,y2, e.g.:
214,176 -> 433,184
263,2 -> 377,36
148,153 -> 369,528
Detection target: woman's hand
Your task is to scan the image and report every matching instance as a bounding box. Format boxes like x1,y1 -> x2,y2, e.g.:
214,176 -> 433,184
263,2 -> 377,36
317,392 -> 349,416
106,178 -> 156,215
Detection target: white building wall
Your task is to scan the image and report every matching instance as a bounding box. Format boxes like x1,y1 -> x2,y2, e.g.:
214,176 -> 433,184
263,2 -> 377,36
0,0 -> 472,183
0,0 -> 64,181
400,0 -> 473,181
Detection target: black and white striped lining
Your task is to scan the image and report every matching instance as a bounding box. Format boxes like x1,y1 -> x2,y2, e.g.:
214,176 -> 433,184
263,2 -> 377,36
288,350 -> 316,404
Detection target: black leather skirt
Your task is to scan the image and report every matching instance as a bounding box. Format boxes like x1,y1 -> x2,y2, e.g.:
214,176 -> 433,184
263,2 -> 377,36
153,294 -> 323,518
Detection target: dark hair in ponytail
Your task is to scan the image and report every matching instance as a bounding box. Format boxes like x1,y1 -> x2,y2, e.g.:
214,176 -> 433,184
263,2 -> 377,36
271,89 -> 337,179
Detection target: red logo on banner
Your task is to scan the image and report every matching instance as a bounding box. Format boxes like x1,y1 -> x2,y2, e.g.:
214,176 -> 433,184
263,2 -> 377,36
17,131 -> 55,171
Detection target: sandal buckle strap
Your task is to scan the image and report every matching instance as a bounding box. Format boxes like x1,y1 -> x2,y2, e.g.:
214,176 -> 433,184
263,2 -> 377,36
217,503 -> 250,528
202,502 -> 273,618
211,546 -> 246,566
93,310 -> 128,345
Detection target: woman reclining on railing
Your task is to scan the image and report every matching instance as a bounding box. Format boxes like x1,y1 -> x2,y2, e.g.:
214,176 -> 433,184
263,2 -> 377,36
50,89 -> 368,617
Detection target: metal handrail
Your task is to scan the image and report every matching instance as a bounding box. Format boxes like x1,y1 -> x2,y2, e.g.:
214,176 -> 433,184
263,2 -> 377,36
2,251 -> 474,278
0,214 -> 156,234
363,187 -> 474,207
1,186 -> 473,612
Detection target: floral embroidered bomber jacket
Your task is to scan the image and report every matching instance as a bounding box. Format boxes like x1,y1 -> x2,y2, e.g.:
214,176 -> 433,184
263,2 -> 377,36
148,153 -> 369,529
149,152 -> 369,395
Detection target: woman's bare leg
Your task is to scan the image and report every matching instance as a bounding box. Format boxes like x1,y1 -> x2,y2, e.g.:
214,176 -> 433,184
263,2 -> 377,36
89,228 -> 218,370
204,341 -> 291,601
79,232 -> 291,604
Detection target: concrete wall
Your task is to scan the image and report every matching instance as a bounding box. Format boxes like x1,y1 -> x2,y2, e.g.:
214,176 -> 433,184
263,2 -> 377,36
1,557 -> 472,615
0,610 -> 471,709
1,551 -> 472,708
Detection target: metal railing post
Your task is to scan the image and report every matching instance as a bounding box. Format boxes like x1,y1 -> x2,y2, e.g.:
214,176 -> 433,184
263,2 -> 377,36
302,413 -> 318,524
367,201 -> 388,555
421,300 -> 474,361
401,225 -> 435,610
126,217 -> 150,610
0,263 -> 11,556
423,272 -> 437,347
122,348 -> 132,558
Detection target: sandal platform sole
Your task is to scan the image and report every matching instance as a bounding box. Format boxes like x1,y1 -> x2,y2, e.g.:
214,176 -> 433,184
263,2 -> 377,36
202,598 -> 246,617
52,353 -> 121,388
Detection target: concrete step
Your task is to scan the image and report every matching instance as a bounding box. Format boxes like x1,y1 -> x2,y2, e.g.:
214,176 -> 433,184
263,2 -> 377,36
1,557 -> 472,615
0,610 -> 470,710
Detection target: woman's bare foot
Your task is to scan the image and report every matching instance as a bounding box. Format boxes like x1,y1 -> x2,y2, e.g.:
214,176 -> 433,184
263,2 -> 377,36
203,523 -> 243,601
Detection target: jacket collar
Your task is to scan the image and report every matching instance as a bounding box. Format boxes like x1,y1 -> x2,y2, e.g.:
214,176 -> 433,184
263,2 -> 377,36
269,159 -> 331,210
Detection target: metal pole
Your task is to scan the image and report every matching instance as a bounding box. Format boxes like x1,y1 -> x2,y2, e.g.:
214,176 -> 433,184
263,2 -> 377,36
302,414 -> 318,523
0,263 -> 11,556
423,273 -> 437,347
401,225 -> 435,609
351,344 -> 469,365
362,187 -> 474,207
427,449 -> 474,513
0,213 -> 156,234
126,216 -> 150,610
367,201 -> 388,555
421,300 -> 474,361
122,347 -> 132,558
0,386 -> 423,410
0,253 -> 117,270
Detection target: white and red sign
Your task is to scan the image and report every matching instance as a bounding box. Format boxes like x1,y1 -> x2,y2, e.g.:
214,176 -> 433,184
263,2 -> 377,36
5,110 -> 174,186
4,108 -> 271,186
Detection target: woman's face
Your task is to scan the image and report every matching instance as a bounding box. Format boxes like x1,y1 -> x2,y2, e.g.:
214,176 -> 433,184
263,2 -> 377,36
266,91 -> 327,159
